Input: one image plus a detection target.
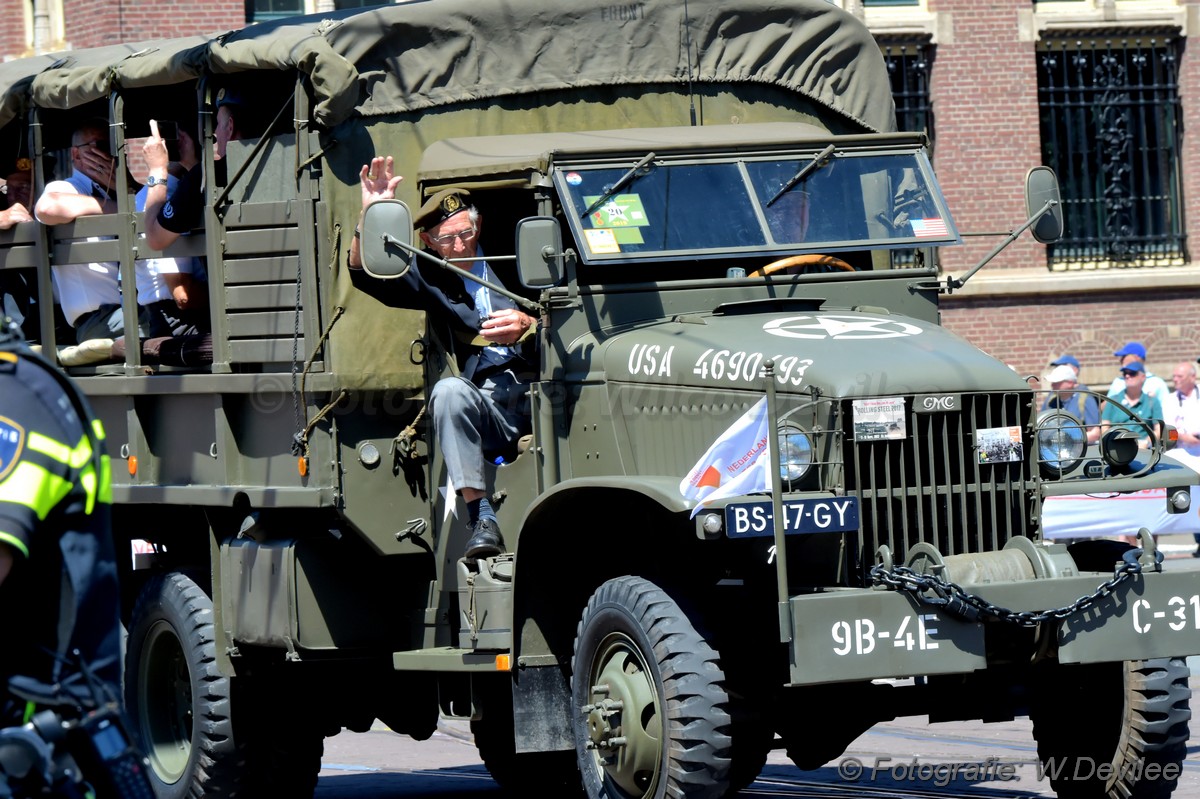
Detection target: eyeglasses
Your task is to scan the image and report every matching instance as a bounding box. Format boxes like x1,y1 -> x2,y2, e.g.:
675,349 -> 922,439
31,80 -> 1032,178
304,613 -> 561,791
429,225 -> 477,245
72,139 -> 109,150
1121,372 -> 1140,378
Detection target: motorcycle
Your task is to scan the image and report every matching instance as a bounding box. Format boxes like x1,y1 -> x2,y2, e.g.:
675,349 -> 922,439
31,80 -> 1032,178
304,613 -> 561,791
0,658 -> 153,798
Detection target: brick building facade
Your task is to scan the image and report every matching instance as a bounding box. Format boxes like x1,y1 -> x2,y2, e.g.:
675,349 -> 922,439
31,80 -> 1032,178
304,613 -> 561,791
1,0 -> 1195,388
845,0 -> 1200,389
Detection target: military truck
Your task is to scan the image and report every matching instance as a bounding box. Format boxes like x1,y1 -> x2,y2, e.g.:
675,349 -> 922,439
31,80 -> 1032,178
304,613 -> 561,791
0,1 -> 1196,797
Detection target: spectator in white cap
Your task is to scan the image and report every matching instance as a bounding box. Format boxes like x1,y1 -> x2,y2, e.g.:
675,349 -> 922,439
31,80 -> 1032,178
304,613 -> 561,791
1107,341 -> 1168,403
1042,363 -> 1100,443
1049,352 -> 1095,393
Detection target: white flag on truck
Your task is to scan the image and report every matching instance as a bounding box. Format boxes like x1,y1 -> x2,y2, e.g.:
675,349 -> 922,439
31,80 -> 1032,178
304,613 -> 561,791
679,398 -> 771,518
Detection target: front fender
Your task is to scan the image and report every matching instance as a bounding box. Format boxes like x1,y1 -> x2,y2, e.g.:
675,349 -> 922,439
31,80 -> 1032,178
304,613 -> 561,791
518,475 -> 689,533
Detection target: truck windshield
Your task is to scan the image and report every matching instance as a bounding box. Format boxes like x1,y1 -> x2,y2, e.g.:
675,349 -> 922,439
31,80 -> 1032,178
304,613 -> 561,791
553,149 -> 959,265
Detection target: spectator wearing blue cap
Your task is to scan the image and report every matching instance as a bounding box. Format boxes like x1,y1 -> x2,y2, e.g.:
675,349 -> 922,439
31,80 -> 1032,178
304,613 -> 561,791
1106,341 -> 1167,403
1049,353 -> 1092,391
1101,360 -> 1163,448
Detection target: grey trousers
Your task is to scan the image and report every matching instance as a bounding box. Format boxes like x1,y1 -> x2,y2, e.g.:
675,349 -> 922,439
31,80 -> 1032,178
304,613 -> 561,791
72,303 -> 125,343
429,371 -> 531,493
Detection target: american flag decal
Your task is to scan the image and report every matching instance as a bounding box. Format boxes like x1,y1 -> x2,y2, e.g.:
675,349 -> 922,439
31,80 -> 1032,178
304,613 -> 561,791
910,217 -> 949,237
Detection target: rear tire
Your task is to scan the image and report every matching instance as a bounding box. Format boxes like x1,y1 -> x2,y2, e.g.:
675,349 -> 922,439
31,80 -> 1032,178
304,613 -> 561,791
472,678 -> 582,795
125,572 -> 324,798
1030,658 -> 1190,799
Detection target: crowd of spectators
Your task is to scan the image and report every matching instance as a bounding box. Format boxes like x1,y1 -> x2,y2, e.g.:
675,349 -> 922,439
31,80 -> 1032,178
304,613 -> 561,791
0,99 -> 258,365
1042,341 -> 1200,553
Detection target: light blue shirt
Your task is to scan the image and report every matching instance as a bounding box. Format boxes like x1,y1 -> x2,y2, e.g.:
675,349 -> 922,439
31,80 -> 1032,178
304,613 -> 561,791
464,250 -> 517,369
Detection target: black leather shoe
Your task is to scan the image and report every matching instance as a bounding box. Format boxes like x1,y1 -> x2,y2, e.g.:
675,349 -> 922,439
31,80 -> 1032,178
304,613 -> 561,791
465,518 -> 503,562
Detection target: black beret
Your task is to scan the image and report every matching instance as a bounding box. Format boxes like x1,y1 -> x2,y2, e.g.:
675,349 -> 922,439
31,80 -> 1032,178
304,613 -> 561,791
416,188 -> 472,230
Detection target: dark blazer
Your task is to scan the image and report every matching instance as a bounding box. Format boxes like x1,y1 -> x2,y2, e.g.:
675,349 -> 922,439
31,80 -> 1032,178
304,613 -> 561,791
350,259 -> 536,383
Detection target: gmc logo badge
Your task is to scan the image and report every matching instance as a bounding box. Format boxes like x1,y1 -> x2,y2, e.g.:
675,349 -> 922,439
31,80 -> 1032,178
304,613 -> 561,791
914,394 -> 961,413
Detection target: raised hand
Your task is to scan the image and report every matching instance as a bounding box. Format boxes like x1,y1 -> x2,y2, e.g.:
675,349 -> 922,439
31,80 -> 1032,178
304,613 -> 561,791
360,156 -> 403,208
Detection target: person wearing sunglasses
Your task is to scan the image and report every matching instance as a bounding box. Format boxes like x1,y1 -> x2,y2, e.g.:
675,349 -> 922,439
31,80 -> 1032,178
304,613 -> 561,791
348,156 -> 539,563
1100,360 -> 1163,449
33,118 -> 126,346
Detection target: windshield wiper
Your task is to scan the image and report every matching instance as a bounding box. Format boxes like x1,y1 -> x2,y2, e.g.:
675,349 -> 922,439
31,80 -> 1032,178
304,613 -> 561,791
581,151 -> 657,218
765,144 -> 836,208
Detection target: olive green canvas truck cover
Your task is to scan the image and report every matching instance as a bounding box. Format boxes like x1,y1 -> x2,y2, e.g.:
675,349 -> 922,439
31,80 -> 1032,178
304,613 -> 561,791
0,0 -> 894,390
0,1 -> 1197,797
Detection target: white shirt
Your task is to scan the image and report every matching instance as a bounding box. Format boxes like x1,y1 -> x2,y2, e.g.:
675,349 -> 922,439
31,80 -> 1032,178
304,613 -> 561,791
36,169 -> 120,326
1162,385 -> 1200,456
135,180 -> 201,305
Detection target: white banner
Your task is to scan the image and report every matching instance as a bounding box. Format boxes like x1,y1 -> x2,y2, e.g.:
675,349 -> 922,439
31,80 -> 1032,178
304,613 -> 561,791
1042,451 -> 1200,539
680,398 -> 771,518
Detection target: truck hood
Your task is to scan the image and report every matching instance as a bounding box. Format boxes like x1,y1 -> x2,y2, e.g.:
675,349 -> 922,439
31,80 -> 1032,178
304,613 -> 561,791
580,309 -> 1027,397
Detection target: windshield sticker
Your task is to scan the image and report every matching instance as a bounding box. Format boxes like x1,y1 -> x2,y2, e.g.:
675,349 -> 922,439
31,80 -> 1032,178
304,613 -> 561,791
852,398 -> 906,441
584,228 -> 621,254
565,171 -> 583,186
585,195 -> 649,228
976,426 -> 1023,464
910,218 -> 949,237
764,315 -> 922,340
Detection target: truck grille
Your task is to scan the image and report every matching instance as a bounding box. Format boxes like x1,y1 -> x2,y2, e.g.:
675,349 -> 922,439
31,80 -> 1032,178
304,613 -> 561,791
841,392 -> 1035,572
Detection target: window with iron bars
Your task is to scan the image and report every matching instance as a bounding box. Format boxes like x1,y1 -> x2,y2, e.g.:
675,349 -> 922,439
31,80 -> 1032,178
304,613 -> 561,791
1037,36 -> 1185,269
882,41 -> 932,139
881,40 -> 933,268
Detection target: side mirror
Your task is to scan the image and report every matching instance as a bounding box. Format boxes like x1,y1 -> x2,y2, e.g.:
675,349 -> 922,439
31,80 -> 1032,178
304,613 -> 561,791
360,199 -> 414,279
515,216 -> 563,290
1025,166 -> 1063,244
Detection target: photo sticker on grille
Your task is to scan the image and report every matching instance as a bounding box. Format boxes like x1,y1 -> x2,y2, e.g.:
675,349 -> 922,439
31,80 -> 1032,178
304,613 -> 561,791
852,397 -> 906,441
976,425 -> 1023,464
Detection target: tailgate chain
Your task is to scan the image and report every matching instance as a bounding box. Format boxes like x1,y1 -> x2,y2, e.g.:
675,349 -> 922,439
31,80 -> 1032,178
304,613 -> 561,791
869,548 -> 1161,626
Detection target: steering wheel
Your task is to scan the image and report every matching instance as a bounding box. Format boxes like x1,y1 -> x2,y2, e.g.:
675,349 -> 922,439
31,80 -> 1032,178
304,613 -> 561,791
746,254 -> 856,277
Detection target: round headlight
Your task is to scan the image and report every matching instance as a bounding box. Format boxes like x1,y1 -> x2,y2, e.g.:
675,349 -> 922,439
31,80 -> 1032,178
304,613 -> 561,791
1036,410 -> 1086,477
778,425 -> 814,484
1101,428 -> 1140,470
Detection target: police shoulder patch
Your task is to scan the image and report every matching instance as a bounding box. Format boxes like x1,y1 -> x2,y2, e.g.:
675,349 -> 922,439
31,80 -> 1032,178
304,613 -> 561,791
0,415 -> 26,483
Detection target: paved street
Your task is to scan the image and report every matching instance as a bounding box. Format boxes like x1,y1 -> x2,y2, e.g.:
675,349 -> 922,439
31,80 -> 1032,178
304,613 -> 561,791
316,706 -> 1200,798
315,546 -> 1200,798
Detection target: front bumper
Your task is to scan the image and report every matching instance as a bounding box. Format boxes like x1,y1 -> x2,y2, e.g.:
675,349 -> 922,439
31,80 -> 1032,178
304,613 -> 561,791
787,568 -> 1200,686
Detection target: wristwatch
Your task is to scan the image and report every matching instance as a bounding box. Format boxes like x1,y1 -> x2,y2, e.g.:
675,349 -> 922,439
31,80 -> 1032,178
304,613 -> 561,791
146,175 -> 169,187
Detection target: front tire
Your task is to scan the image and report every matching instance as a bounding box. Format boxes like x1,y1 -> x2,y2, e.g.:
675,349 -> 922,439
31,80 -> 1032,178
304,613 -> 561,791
1030,658 -> 1191,799
572,576 -> 732,799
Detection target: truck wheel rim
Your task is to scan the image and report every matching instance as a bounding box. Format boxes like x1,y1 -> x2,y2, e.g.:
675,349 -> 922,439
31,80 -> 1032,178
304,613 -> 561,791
137,619 -> 194,782
584,632 -> 663,797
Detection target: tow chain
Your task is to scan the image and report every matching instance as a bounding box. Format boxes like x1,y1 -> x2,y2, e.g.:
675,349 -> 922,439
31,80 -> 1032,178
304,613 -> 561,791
868,548 -> 1161,627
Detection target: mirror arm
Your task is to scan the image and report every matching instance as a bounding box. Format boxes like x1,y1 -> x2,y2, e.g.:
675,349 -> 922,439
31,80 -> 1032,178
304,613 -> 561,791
381,234 -> 544,315
944,198 -> 1058,292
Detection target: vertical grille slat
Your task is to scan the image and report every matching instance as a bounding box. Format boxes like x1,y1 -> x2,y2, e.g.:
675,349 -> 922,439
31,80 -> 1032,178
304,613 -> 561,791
954,401 -> 969,555
902,405 -> 916,548
844,392 -> 1033,579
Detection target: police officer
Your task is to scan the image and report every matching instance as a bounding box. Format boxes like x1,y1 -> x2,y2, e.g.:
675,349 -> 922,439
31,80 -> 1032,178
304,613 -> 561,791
0,315 -> 120,720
